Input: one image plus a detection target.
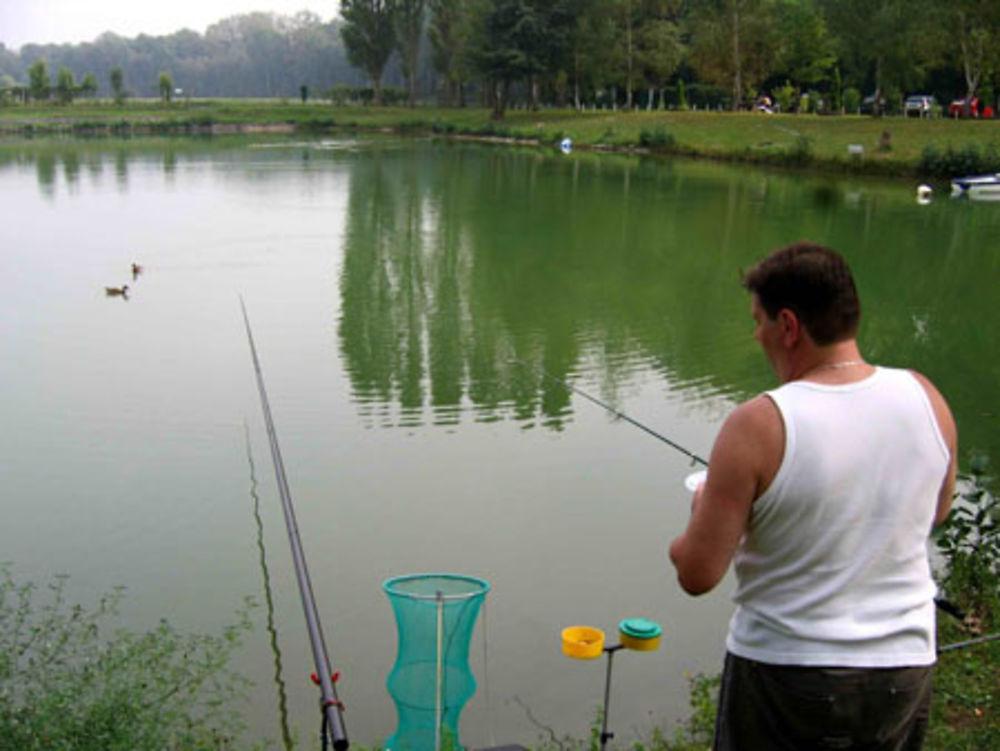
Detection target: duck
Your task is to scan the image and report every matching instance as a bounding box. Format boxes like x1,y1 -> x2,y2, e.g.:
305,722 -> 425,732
105,284 -> 129,297
131,263 -> 143,279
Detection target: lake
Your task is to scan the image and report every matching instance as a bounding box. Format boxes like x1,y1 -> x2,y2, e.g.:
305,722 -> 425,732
0,135 -> 997,749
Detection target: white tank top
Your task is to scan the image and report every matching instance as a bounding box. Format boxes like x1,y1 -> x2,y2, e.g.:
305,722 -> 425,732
726,367 -> 950,667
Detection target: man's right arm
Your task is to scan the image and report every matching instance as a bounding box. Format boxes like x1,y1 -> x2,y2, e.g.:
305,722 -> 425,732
668,395 -> 784,595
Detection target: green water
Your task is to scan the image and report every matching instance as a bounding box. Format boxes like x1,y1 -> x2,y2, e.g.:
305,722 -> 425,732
0,135 -> 997,748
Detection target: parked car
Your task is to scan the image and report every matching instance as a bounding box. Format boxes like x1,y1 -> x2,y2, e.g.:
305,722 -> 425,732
949,96 -> 979,118
904,95 -> 936,117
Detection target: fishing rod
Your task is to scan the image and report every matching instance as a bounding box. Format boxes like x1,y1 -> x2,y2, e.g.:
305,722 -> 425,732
939,631 -> 1000,654
523,361 -> 709,467
240,298 -> 349,751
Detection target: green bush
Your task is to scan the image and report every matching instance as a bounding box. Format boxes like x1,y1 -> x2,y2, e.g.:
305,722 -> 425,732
917,143 -> 1000,178
930,458 -> 1000,750
935,458 -> 1000,620
843,87 -> 861,114
884,85 -> 903,115
0,566 -> 254,751
808,90 -> 823,114
638,127 -> 676,151
676,79 -> 688,111
774,81 -> 796,114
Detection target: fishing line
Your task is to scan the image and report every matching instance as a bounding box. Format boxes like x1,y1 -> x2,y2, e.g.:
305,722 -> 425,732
519,360 -> 709,467
240,297 -> 349,751
244,422 -> 295,751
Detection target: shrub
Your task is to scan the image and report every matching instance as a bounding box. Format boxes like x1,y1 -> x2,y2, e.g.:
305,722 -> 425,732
783,135 -> 813,164
832,68 -> 843,112
774,81 -> 796,114
676,79 -> 688,111
930,458 -> 1000,749
884,85 -> 902,115
808,90 -> 823,114
935,457 -> 1000,622
843,87 -> 861,114
639,127 -> 676,151
917,143 -> 1000,178
0,566 -> 254,751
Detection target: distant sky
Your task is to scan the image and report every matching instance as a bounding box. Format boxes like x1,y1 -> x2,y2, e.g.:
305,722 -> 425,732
0,1 -> 336,51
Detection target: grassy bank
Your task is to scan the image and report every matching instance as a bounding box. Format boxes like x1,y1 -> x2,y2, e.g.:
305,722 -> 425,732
2,99 -> 1000,179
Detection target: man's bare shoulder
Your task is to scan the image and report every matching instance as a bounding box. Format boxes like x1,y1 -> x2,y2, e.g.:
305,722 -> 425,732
711,394 -> 785,497
723,393 -> 783,436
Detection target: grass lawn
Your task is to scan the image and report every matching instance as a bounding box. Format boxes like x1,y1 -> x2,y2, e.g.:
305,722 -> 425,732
2,99 -> 999,177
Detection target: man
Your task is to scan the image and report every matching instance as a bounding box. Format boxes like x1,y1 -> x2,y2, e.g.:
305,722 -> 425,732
669,241 -> 957,750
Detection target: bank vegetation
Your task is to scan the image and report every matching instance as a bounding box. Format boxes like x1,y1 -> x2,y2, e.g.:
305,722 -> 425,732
2,99 -> 999,181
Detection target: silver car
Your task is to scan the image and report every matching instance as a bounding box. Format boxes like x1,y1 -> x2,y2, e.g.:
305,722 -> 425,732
904,95 -> 936,117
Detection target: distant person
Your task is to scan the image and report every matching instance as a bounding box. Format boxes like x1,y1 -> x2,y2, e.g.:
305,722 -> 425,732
669,241 -> 957,750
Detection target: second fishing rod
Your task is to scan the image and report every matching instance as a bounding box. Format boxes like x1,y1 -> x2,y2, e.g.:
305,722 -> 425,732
523,361 -> 710,467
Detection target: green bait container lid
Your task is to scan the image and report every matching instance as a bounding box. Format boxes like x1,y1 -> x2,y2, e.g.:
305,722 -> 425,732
619,618 -> 662,640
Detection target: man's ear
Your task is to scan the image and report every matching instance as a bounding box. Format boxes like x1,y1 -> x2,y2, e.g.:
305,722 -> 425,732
778,308 -> 801,347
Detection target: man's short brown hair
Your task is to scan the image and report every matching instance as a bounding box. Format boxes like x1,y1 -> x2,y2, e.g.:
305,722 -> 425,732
742,241 -> 860,346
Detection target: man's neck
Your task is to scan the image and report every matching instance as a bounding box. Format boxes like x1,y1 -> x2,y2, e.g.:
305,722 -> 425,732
782,341 -> 867,384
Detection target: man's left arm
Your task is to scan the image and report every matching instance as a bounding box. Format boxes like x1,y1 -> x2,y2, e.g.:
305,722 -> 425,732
911,371 -> 958,526
668,395 -> 783,595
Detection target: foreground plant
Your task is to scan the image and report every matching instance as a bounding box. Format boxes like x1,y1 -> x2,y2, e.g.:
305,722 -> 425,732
0,565 -> 255,751
928,458 -> 1000,750
935,457 -> 1000,624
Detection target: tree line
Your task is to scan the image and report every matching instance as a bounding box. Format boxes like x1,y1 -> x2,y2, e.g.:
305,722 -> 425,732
1,1 -> 998,118
341,0 -> 1000,117
0,12 -> 365,102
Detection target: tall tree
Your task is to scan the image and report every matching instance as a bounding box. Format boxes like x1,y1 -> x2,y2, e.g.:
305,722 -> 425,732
28,59 -> 50,101
689,0 -> 780,110
941,0 -> 1000,104
773,0 -> 834,90
635,17 -> 685,109
341,0 -> 398,105
819,0 -> 934,106
110,66 -> 126,104
55,66 -> 76,104
567,0 -> 617,109
468,0 -> 530,118
611,0 -> 639,108
532,0 -> 577,109
395,0 -> 425,106
158,71 -> 174,102
80,72 -> 98,98
428,0 -> 469,105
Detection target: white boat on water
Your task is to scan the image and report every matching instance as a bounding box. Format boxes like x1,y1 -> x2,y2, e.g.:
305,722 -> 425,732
951,173 -> 1000,199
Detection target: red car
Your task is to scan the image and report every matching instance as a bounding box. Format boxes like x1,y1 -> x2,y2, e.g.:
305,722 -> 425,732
949,97 -> 979,118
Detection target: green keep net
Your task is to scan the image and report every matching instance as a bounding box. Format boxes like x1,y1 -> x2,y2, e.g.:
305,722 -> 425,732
383,574 -> 490,751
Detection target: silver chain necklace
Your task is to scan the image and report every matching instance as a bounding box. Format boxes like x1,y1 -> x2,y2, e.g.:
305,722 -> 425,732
814,359 -> 865,370
803,359 -> 867,378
